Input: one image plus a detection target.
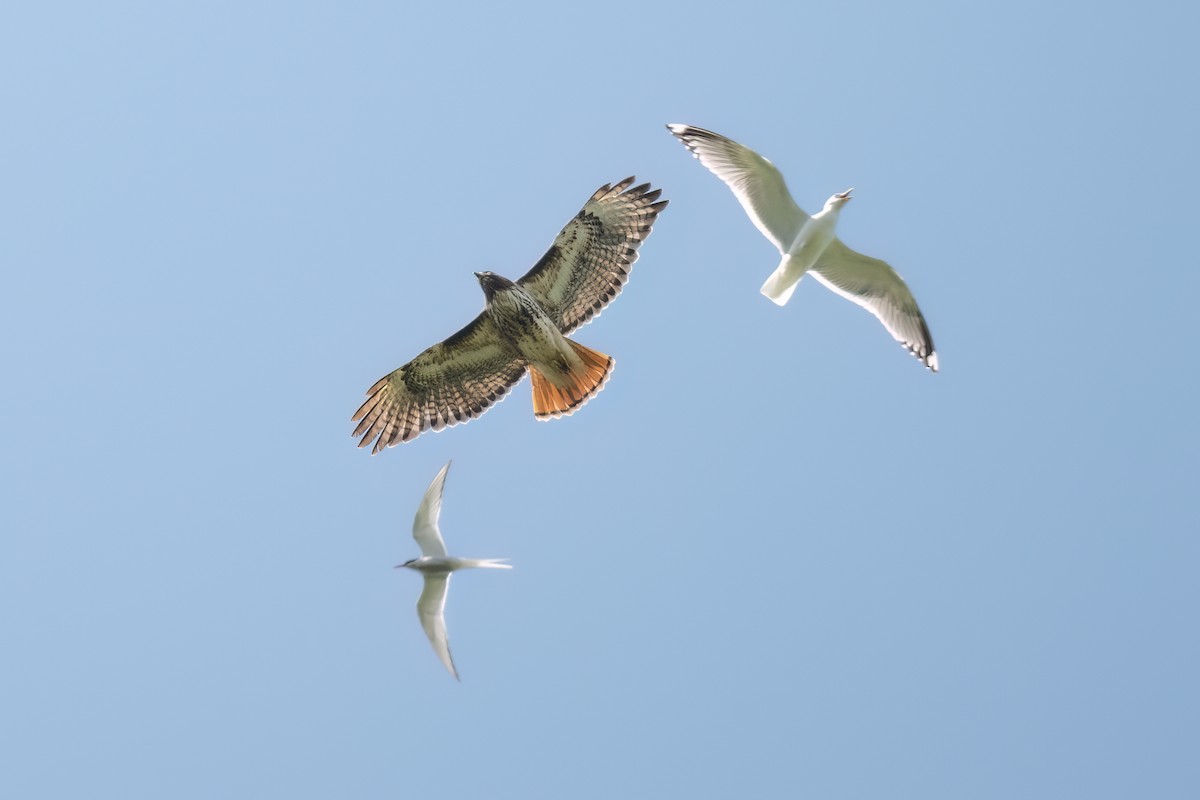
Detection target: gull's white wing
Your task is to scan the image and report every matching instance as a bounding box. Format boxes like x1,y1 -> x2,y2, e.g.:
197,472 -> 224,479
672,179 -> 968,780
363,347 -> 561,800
412,461 -> 451,558
811,239 -> 939,371
667,124 -> 808,252
416,573 -> 458,680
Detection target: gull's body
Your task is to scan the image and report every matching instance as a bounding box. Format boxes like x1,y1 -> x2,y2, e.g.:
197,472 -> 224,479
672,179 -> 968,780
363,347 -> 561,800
667,123 -> 938,371
397,462 -> 510,680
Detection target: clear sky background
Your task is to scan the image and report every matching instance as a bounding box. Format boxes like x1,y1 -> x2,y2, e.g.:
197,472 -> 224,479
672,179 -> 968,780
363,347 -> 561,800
3,1 -> 1197,798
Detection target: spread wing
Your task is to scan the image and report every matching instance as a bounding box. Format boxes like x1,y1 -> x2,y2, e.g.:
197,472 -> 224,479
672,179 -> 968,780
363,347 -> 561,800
811,239 -> 939,371
517,177 -> 667,335
412,461 -> 451,558
352,314 -> 528,452
666,124 -> 808,252
416,573 -> 458,679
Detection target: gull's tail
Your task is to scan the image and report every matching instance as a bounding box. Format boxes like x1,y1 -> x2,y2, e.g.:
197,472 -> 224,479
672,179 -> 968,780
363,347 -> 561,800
529,339 -> 614,420
760,255 -> 802,306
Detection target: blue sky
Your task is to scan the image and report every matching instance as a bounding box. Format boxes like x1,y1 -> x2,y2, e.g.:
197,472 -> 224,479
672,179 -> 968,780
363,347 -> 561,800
2,1 -> 1197,797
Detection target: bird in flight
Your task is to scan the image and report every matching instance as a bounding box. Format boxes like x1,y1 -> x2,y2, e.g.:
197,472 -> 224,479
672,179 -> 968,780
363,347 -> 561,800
396,461 -> 511,680
667,124 -> 938,371
353,177 -> 668,452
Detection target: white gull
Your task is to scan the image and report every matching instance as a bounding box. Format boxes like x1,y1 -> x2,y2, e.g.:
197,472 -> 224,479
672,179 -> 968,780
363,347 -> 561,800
667,123 -> 938,371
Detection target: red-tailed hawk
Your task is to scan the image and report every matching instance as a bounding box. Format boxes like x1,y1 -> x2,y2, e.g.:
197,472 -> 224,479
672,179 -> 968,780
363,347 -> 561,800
353,177 -> 667,452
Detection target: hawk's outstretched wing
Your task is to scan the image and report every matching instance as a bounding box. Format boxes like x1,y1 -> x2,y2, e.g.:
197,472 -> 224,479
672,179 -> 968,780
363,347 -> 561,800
517,177 -> 667,335
352,314 -> 527,453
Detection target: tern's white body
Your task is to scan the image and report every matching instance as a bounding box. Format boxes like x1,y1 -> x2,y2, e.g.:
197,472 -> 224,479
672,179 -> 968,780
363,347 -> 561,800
667,123 -> 938,371
397,462 -> 510,680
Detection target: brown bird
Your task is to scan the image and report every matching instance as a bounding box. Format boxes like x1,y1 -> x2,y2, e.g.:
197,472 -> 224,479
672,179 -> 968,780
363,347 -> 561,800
353,177 -> 667,452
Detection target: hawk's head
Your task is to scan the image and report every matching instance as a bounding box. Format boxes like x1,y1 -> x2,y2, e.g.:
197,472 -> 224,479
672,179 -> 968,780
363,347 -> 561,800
474,271 -> 517,301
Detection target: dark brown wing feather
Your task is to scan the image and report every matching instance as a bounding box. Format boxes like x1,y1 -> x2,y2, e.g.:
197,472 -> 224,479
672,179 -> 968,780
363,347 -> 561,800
351,313 -> 527,452
517,177 -> 668,335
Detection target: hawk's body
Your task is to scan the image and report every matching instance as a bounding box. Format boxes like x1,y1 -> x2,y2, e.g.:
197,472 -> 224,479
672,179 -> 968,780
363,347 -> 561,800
476,272 -> 613,418
353,177 -> 667,452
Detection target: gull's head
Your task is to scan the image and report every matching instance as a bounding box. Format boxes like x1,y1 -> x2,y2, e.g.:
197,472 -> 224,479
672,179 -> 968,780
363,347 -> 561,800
825,188 -> 853,211
474,270 -> 515,301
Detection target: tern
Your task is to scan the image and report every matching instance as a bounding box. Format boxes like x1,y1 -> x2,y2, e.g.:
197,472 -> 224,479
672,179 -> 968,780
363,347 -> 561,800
396,461 -> 511,680
667,123 -> 938,371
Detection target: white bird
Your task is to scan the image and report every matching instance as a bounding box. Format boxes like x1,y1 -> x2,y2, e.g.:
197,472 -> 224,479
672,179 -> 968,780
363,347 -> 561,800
396,461 -> 511,680
667,123 -> 938,371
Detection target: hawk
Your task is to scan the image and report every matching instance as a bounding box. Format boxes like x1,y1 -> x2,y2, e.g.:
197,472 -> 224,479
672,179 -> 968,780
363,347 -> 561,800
353,177 -> 667,452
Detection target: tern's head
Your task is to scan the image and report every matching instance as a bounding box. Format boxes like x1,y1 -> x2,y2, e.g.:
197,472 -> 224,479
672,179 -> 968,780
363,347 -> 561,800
474,271 -> 515,301
395,558 -> 419,570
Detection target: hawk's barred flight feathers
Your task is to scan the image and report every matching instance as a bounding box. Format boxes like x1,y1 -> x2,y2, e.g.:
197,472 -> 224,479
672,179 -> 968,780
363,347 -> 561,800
353,177 -> 667,452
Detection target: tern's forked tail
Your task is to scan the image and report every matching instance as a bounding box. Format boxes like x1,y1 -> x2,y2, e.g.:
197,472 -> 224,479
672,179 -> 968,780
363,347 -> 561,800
463,558 -> 513,570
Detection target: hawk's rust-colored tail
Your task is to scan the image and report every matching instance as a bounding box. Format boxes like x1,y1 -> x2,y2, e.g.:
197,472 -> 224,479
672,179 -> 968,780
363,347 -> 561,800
529,340 -> 613,420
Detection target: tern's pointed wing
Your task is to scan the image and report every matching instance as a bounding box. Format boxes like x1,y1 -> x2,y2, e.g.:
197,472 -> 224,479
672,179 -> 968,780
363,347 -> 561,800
412,461 -> 451,558
811,239 -> 939,371
667,124 -> 808,252
416,573 -> 458,680
516,177 -> 667,335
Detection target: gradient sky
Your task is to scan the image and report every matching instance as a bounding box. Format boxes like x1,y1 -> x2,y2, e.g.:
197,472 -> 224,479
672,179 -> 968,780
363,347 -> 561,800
3,1 -> 1197,798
